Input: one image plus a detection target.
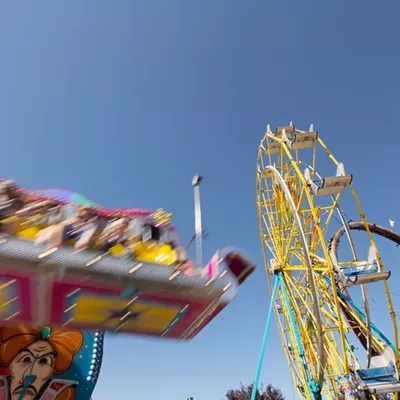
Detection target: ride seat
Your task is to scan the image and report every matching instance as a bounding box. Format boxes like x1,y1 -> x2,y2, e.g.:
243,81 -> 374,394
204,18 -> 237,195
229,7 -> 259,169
133,241 -> 175,265
276,123 -> 295,139
304,163 -> 352,197
340,246 -> 391,287
342,260 -> 379,277
356,362 -> 400,395
358,363 -> 397,383
291,131 -> 318,151
257,165 -> 273,179
264,124 -> 293,155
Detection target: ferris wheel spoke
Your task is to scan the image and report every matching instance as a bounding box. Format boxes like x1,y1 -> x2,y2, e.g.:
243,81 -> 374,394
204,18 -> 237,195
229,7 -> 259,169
265,165 -> 326,390
258,176 -> 282,250
296,163 -> 377,370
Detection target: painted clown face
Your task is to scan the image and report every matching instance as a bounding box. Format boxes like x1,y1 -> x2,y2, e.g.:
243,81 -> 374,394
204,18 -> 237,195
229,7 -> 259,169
9,340 -> 56,400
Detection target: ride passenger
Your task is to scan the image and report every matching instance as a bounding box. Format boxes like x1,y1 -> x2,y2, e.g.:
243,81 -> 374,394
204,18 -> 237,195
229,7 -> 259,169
0,180 -> 24,234
15,199 -> 61,228
73,213 -> 107,253
161,228 -> 192,271
36,206 -> 98,251
96,217 -> 130,254
0,180 -> 22,214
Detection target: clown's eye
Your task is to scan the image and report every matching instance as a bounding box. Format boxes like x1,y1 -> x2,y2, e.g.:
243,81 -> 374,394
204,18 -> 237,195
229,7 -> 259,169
21,356 -> 33,363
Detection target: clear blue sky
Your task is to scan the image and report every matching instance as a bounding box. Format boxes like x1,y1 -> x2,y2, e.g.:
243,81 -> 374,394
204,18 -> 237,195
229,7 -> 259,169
1,1 -> 400,399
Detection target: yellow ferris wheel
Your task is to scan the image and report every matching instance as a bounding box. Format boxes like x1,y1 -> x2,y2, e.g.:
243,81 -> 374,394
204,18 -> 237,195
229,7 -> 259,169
255,122 -> 400,400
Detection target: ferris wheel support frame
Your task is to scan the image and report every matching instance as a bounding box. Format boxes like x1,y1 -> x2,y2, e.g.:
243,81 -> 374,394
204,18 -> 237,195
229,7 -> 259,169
278,138 -> 351,374
317,136 -> 400,376
257,125 -> 400,399
297,159 -> 374,369
251,274 -> 280,400
330,220 -> 400,351
259,164 -> 325,395
335,205 -> 373,369
251,271 -> 318,400
257,135 -> 353,396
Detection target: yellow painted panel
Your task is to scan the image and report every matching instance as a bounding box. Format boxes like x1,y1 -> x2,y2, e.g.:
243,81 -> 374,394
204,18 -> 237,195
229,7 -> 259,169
133,241 -> 176,265
109,243 -> 127,257
71,293 -> 181,332
17,226 -> 40,240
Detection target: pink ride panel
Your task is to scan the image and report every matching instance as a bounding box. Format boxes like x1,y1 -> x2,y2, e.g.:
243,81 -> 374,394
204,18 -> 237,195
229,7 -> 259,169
0,268 -> 35,325
51,279 -> 228,340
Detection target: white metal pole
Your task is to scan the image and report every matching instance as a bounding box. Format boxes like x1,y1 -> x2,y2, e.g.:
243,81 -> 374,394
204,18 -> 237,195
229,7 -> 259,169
192,175 -> 203,267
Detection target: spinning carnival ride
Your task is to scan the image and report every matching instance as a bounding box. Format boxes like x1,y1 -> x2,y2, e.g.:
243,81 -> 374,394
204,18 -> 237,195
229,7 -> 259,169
255,123 -> 400,400
0,177 -> 255,400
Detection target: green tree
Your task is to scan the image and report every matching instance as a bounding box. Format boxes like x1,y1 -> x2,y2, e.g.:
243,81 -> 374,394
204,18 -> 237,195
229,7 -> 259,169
225,383 -> 285,400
